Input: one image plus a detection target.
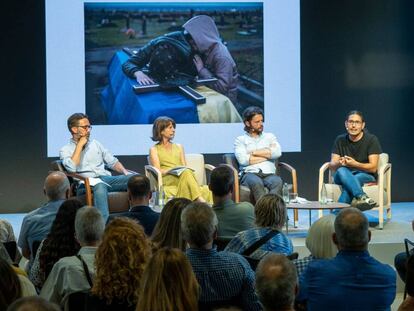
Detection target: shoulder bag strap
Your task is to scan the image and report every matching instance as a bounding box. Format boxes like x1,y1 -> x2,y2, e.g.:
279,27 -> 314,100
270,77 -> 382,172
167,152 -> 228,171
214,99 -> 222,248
77,254 -> 93,288
241,229 -> 280,256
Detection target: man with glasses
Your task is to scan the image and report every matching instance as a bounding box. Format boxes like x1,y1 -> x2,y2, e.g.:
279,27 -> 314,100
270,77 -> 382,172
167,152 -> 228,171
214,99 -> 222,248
60,113 -> 132,220
329,110 -> 382,211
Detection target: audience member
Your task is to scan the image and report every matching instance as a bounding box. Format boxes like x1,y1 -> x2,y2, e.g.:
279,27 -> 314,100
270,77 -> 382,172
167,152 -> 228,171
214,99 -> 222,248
137,247 -> 199,311
89,217 -> 151,310
394,219 -> 414,283
40,206 -> 105,308
60,113 -> 132,220
225,194 -> 293,259
18,172 -> 70,263
29,199 -> 83,290
234,106 -> 282,203
293,214 -> 337,276
182,202 -> 261,310
0,219 -> 21,263
0,257 -> 36,310
107,175 -> 159,236
297,207 -> 396,310
398,254 -> 414,311
256,253 -> 298,311
7,296 -> 60,311
151,198 -> 192,251
210,165 -> 254,238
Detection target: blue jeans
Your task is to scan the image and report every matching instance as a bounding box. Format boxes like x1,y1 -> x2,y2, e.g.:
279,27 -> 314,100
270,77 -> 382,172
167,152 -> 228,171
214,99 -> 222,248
78,175 -> 131,220
333,167 -> 375,204
241,172 -> 282,203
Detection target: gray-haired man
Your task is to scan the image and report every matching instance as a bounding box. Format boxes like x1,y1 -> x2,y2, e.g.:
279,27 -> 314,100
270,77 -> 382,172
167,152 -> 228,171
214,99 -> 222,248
40,206 -> 105,308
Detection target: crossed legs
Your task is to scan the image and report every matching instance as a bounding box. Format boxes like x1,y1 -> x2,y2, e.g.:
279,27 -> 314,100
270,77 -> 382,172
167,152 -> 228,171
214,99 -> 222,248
241,173 -> 283,203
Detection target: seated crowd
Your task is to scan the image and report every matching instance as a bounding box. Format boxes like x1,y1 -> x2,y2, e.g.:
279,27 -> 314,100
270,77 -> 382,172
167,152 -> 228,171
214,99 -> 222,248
0,164 -> 405,311
0,107 -> 405,310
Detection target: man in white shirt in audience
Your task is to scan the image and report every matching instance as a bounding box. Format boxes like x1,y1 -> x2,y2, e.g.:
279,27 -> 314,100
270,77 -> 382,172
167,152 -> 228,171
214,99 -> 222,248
234,106 -> 282,203
40,206 -> 105,309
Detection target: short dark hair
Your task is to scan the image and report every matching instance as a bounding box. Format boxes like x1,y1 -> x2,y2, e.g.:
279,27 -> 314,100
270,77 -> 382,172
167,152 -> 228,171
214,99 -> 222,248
256,254 -> 298,311
67,113 -> 88,133
209,165 -> 234,196
243,106 -> 264,132
335,207 -> 369,250
346,110 -> 364,122
128,175 -> 151,199
151,116 -> 176,142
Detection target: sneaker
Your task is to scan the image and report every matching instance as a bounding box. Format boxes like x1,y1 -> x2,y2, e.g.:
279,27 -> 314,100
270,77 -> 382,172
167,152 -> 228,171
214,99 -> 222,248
351,195 -> 377,211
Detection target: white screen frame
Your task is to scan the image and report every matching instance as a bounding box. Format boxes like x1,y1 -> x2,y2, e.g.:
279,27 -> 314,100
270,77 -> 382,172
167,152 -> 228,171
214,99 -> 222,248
46,0 -> 301,156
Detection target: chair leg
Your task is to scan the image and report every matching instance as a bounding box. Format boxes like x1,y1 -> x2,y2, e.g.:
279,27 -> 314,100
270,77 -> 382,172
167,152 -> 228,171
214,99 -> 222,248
294,209 -> 298,228
378,205 -> 384,230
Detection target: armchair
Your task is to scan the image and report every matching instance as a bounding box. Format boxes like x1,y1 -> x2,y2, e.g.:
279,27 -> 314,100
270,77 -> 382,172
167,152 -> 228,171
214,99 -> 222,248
50,160 -> 129,213
318,153 -> 392,229
222,154 -> 298,222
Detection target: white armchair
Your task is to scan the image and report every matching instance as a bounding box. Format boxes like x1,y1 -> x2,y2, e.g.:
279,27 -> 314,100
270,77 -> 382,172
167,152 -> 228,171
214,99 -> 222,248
145,153 -> 215,193
318,153 -> 392,229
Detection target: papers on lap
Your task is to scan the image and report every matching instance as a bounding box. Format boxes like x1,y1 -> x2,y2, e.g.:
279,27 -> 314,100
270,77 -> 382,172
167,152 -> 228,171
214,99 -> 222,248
79,177 -> 111,187
166,166 -> 194,176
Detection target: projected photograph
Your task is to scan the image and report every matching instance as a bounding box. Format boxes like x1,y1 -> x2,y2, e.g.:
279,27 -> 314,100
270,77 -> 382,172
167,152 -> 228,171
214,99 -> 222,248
85,2 -> 263,125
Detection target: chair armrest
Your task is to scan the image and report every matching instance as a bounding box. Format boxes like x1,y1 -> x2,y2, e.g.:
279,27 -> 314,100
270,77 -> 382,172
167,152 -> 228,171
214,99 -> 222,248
64,172 -> 93,206
279,162 -> 298,193
318,162 -> 331,199
145,165 -> 163,192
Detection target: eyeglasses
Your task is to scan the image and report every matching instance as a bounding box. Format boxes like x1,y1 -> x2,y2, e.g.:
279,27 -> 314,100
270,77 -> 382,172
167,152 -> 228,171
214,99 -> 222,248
347,120 -> 362,125
77,125 -> 92,130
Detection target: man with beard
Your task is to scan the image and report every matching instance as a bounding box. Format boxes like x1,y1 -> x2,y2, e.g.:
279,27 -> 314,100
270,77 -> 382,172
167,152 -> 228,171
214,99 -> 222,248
234,106 -> 282,202
60,113 -> 132,220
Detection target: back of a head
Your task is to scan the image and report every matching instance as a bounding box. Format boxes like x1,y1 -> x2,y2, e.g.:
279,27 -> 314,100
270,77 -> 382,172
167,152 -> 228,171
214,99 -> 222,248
334,207 -> 369,250
44,171 -> 70,201
256,254 -> 297,311
0,257 -> 21,310
137,247 -> 199,311
181,202 -> 218,248
151,198 -> 191,251
255,194 -> 286,230
209,165 -> 234,197
92,217 -> 151,305
306,214 -> 337,259
7,296 -> 60,311
128,175 -> 151,199
74,206 -> 105,246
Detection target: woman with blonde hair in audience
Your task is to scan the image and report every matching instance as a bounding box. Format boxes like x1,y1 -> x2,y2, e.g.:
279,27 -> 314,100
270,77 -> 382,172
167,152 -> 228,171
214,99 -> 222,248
149,116 -> 212,202
89,217 -> 151,310
293,214 -> 337,276
151,198 -> 192,251
137,247 -> 199,311
225,194 -> 293,259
